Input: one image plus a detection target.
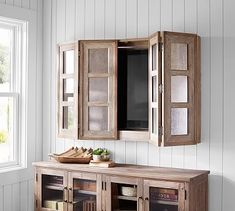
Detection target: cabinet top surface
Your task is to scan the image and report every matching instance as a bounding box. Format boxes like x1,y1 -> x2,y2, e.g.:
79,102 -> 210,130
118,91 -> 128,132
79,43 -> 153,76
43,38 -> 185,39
33,161 -> 209,182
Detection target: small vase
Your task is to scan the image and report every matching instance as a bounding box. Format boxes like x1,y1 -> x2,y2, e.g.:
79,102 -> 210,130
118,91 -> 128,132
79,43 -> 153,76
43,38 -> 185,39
93,154 -> 101,161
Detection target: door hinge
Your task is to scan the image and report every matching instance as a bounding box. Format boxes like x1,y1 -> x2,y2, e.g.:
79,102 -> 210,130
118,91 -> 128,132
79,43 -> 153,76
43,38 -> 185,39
78,50 -> 81,57
35,173 -> 38,182
35,199 -> 38,208
158,42 -> 163,52
185,190 -> 187,200
159,84 -> 164,94
158,126 -> 163,136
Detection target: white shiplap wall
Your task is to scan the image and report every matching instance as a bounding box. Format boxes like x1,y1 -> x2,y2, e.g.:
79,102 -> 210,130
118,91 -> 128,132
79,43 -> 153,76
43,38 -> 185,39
0,0 -> 42,211
42,0 -> 235,211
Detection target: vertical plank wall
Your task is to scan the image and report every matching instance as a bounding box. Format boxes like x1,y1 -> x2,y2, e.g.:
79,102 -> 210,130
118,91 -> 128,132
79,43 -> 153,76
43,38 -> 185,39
42,0 -> 235,211
0,0 -> 42,211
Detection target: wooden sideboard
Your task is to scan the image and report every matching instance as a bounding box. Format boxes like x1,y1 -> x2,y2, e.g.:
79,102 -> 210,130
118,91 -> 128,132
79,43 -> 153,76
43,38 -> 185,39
33,161 -> 209,211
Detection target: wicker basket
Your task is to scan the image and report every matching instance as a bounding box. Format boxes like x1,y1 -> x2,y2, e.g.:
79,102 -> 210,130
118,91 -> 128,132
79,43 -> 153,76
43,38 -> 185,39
121,186 -> 137,197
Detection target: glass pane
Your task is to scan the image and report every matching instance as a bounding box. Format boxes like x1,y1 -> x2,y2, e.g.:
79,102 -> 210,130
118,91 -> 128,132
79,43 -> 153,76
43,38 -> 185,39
152,44 -> 157,70
42,175 -> 64,210
88,48 -> 108,73
0,97 -> 14,163
88,107 -> 108,131
62,106 -> 74,130
152,108 -> 157,135
73,178 -> 97,211
149,187 -> 178,211
171,76 -> 188,102
171,108 -> 188,135
63,50 -> 74,74
111,183 -> 137,211
171,43 -> 188,70
152,76 -> 157,102
88,77 -> 108,102
0,28 -> 12,92
63,78 -> 74,101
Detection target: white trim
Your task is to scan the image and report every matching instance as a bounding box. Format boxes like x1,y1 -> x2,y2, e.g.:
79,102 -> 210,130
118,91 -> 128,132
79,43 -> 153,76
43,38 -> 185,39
0,16 -> 28,170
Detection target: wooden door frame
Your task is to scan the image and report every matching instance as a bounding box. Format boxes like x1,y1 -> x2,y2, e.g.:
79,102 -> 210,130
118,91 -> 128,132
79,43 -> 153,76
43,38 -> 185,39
143,179 -> 185,211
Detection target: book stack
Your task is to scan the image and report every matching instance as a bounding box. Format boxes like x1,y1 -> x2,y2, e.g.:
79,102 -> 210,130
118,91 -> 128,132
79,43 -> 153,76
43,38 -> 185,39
48,176 -> 63,186
74,180 -> 96,192
43,200 -> 63,210
150,188 -> 178,202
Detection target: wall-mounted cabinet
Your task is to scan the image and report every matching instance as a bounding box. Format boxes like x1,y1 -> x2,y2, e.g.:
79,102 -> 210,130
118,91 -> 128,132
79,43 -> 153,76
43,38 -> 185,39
34,162 -> 209,211
57,31 -> 201,146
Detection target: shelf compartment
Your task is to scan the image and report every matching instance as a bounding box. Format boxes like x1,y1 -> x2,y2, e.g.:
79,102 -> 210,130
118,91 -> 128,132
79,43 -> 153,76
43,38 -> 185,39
73,189 -> 97,195
115,195 -> 137,201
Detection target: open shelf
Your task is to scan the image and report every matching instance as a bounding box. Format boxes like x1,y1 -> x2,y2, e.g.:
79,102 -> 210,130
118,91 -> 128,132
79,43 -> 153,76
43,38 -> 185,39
73,189 -> 96,195
44,184 -> 64,191
151,199 -> 178,206
116,195 -> 137,201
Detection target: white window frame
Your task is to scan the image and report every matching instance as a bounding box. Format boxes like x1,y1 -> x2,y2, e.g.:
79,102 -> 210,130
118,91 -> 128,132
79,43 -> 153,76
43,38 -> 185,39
0,16 -> 28,170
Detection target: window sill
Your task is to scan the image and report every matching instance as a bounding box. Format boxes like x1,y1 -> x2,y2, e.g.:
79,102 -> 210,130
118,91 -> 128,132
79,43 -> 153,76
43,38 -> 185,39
0,164 -> 26,174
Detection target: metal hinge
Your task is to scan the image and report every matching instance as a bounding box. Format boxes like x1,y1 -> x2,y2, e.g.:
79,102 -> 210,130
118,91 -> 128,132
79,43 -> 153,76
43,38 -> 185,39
158,42 -> 163,52
78,50 -> 80,57
102,181 -> 107,191
159,84 -> 164,93
35,199 -> 38,208
35,173 -> 38,182
185,190 -> 187,200
158,126 -> 163,136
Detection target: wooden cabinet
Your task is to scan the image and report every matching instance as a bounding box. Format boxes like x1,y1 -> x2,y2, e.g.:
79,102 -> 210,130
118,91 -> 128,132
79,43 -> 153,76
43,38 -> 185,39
34,162 -> 209,211
57,31 -> 201,146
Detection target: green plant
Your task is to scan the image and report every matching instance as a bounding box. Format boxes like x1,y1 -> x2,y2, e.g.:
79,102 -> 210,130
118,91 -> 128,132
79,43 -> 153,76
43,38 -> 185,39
101,149 -> 110,156
0,131 -> 7,144
92,148 -> 103,155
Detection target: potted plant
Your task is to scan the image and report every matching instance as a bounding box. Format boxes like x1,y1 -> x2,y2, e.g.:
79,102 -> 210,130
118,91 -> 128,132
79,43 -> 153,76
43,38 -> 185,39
101,149 -> 110,161
92,148 -> 103,161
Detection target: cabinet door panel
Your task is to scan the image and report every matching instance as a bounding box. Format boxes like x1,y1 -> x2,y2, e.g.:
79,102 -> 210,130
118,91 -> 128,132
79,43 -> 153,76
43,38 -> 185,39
144,180 -> 185,211
36,169 -> 68,211
105,176 -> 143,211
149,32 -> 162,145
162,32 -> 200,146
58,43 -> 79,139
68,172 -> 102,211
80,41 -> 117,139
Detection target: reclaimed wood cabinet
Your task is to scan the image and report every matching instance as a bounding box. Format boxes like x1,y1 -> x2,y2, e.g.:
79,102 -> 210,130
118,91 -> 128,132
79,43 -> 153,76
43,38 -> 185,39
57,31 -> 201,146
33,162 -> 209,211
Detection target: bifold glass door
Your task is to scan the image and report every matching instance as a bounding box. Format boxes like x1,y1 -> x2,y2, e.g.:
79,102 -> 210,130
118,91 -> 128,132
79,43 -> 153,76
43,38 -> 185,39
39,170 -> 67,211
68,172 -> 100,211
107,176 -> 142,211
144,180 -> 185,211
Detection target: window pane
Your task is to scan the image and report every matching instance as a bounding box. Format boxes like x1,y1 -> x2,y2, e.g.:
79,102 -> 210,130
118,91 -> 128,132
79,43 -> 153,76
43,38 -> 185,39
88,48 -> 108,73
152,76 -> 157,102
152,44 -> 157,70
171,76 -> 188,102
62,106 -> 74,130
88,77 -> 108,102
0,97 -> 14,163
63,78 -> 74,101
63,50 -> 74,74
171,108 -> 188,135
0,28 -> 12,92
171,43 -> 188,70
152,108 -> 158,135
88,106 -> 108,131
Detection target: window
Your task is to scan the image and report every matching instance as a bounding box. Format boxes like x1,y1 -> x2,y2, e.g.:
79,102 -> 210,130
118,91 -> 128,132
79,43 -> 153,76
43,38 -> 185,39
0,17 -> 27,168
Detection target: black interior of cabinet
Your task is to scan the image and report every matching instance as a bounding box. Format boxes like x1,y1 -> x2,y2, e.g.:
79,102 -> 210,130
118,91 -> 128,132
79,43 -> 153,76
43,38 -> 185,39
118,45 -> 148,131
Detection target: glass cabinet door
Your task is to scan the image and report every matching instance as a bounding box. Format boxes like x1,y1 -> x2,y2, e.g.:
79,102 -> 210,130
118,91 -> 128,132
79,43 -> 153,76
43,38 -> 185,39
38,169 -> 68,211
106,176 -> 143,211
68,172 -> 101,211
144,180 -> 185,211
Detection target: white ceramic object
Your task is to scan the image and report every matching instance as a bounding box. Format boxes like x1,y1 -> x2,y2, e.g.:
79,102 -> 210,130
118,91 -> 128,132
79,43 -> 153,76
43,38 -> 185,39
121,186 -> 137,197
92,154 -> 101,161
101,154 -> 110,161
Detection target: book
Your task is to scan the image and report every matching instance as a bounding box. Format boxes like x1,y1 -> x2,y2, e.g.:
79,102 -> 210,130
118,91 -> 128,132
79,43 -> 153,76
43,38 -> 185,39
89,160 -> 115,168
